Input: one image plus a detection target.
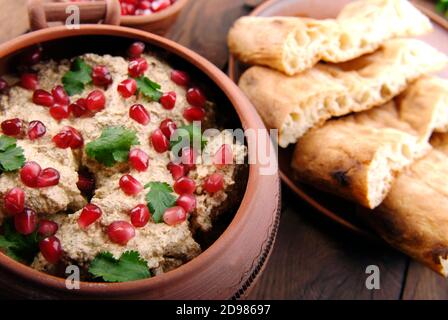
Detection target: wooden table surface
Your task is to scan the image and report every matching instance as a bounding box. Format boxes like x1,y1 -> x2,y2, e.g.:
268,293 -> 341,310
2,0 -> 448,300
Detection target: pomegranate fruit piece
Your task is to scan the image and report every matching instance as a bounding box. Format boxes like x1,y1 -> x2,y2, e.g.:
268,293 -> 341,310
183,106 -> 206,122
20,161 -> 42,187
76,173 -> 95,195
128,41 -> 145,58
28,120 -> 46,140
163,206 -> 186,226
4,187 -> 25,216
181,147 -> 197,171
51,85 -> 70,105
160,91 -> 176,110
128,57 -> 148,78
1,118 -> 23,136
117,78 -> 137,98
203,173 -> 224,193
119,174 -> 143,196
49,103 -> 71,120
150,129 -> 169,153
21,47 -> 42,66
39,236 -> 62,264
213,144 -> 233,167
107,221 -> 135,245
129,148 -> 149,172
70,98 -> 88,118
129,104 -> 150,125
92,65 -> 113,87
130,204 -> 150,228
176,194 -> 196,213
20,73 -> 38,90
78,203 -> 102,229
36,168 -> 60,188
14,207 -> 37,235
159,118 -> 177,138
173,176 -> 196,195
170,70 -> 189,86
86,90 -> 106,112
186,87 -> 206,107
32,89 -> 54,107
167,162 -> 186,180
37,219 -> 58,237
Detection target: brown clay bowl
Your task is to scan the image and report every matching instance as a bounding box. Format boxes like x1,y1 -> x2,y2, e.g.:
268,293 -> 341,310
120,0 -> 190,35
0,25 -> 280,299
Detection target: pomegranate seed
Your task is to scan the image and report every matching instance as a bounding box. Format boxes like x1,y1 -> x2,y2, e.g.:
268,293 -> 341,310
123,0 -> 138,5
4,187 -> 25,216
92,65 -> 113,87
36,168 -> 60,188
52,126 -> 83,149
160,91 -> 176,110
51,85 -> 70,105
129,148 -> 149,172
170,70 -> 189,86
107,221 -> 135,245
173,176 -> 196,195
70,98 -> 88,118
37,219 -> 58,237
203,173 -> 224,193
86,90 -> 106,112
20,162 -> 41,187
14,207 -> 37,235
128,42 -> 145,58
163,206 -> 186,226
130,204 -> 150,228
78,203 -> 102,229
152,0 -> 171,12
181,147 -> 197,171
167,162 -> 186,180
20,73 -> 38,90
121,2 -> 136,15
137,0 -> 151,10
183,106 -> 206,122
0,78 -> 9,93
176,194 -> 196,213
39,236 -> 62,264
186,87 -> 206,107
1,118 -> 23,136
117,78 -> 137,98
32,89 -> 54,107
27,120 -> 46,140
128,57 -> 148,78
77,173 -> 95,194
21,47 -> 42,66
129,104 -> 150,125
67,126 -> 83,149
150,128 -> 169,153
119,174 -> 143,196
50,103 -> 71,120
160,118 -> 177,138
213,144 -> 233,167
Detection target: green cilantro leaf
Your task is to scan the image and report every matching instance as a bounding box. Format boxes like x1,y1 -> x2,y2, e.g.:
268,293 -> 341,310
0,219 -> 39,264
85,127 -> 139,167
170,124 -> 207,151
89,251 -> 150,282
0,136 -> 25,172
62,57 -> 93,96
144,182 -> 176,223
136,76 -> 163,102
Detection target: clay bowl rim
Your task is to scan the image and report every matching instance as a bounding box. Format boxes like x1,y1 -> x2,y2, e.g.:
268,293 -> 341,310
120,0 -> 189,25
0,24 -> 275,295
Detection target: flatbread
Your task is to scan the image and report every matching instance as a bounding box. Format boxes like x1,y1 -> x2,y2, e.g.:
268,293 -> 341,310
291,77 -> 448,209
366,137 -> 448,276
238,39 -> 448,147
228,0 -> 432,75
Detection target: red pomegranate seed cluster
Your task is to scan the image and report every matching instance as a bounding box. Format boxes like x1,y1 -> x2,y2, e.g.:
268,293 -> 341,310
52,126 -> 83,149
20,161 -> 60,188
120,0 -> 176,16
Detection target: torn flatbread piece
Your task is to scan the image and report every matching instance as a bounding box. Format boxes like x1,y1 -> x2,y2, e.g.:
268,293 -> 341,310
239,39 -> 448,147
291,77 -> 448,209
228,0 -> 432,75
363,136 -> 448,276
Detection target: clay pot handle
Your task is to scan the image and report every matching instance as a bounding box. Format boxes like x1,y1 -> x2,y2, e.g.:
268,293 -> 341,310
28,0 -> 121,31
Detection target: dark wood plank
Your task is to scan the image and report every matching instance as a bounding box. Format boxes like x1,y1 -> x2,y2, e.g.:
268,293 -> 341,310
402,261 -> 448,300
246,187 -> 408,300
167,0 -> 251,69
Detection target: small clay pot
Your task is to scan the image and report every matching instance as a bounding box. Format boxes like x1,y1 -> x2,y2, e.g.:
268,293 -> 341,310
28,0 -> 189,35
0,25 -> 280,299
